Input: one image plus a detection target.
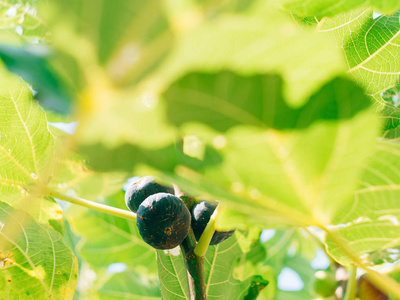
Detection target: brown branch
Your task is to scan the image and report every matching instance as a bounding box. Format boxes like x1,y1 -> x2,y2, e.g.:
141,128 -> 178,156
180,229 -> 207,300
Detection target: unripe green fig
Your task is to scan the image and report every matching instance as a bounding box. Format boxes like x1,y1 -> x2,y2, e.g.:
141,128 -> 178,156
136,193 -> 191,250
191,201 -> 235,245
125,176 -> 174,213
311,270 -> 337,298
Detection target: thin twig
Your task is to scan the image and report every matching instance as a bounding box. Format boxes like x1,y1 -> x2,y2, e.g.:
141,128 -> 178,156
47,189 -> 137,221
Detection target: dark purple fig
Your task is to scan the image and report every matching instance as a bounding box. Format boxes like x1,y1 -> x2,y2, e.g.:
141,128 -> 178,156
136,193 -> 191,250
191,201 -> 235,245
125,176 -> 174,213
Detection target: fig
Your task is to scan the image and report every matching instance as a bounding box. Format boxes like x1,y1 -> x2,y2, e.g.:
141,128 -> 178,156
125,176 -> 174,213
311,270 -> 337,298
136,193 -> 191,250
191,201 -> 235,245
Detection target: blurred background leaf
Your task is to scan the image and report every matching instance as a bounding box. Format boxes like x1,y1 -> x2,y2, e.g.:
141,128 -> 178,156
65,192 -> 158,273
0,45 -> 73,113
153,74 -> 379,229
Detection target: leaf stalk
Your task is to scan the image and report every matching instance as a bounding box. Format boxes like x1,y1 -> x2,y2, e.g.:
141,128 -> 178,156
194,207 -> 217,257
343,265 -> 357,300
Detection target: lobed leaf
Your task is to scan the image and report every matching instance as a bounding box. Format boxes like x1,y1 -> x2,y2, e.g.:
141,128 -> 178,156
327,140 -> 400,265
294,9 -> 400,130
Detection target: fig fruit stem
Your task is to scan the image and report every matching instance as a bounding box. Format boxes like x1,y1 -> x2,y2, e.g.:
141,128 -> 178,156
194,208 -> 217,257
47,189 -> 137,221
180,229 -> 207,300
343,265 -> 357,300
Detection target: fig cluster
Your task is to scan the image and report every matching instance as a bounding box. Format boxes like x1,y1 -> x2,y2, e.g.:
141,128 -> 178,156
125,176 -> 235,250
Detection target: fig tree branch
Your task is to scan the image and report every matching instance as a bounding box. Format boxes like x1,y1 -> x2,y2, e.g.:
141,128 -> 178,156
180,229 -> 207,300
47,189 -> 137,221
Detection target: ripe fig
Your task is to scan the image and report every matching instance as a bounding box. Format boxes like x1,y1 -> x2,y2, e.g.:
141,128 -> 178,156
125,176 -> 174,213
191,201 -> 235,245
136,193 -> 191,250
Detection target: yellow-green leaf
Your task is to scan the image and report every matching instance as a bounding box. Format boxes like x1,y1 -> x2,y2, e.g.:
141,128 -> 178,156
0,202 -> 78,299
